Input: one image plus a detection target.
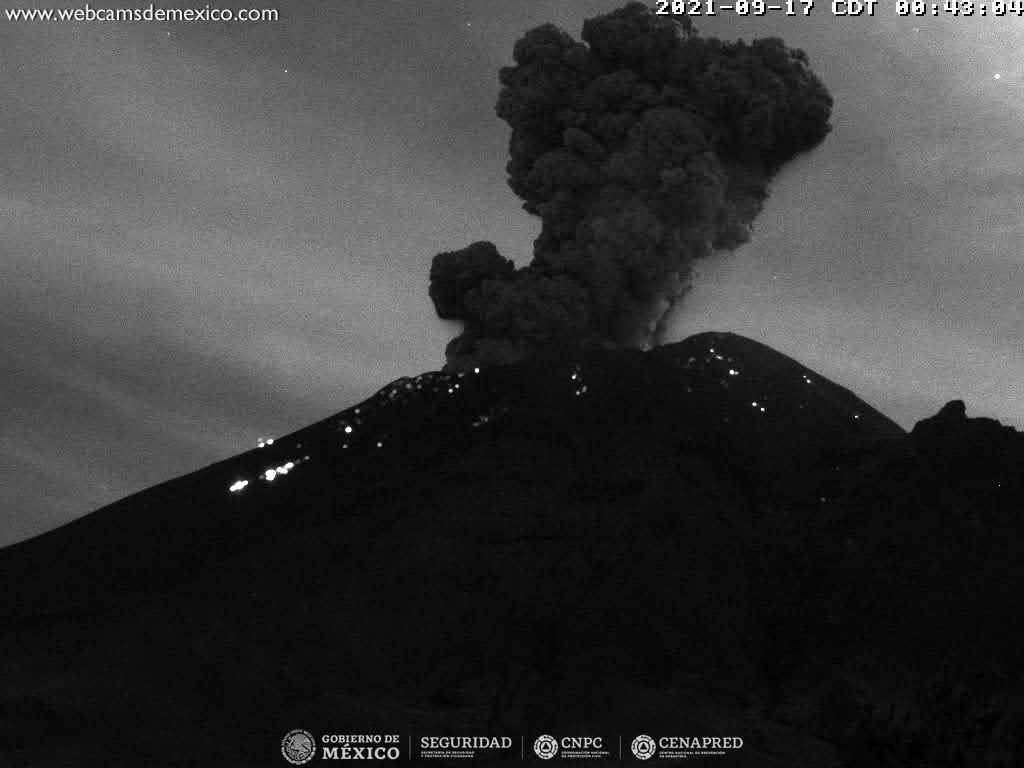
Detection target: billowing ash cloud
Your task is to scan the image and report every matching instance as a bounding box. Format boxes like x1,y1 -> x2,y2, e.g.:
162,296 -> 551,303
430,2 -> 832,368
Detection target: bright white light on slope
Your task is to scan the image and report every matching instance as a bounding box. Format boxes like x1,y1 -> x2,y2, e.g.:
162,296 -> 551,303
264,469 -> 277,481
229,480 -> 248,492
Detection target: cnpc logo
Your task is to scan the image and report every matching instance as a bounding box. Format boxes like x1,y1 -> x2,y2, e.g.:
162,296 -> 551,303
534,735 -> 558,759
534,734 -> 605,759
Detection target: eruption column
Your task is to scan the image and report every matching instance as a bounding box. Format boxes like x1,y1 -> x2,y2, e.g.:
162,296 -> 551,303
429,2 -> 832,369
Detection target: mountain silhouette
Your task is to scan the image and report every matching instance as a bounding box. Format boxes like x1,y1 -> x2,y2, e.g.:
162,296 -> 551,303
2,332 -> 1023,767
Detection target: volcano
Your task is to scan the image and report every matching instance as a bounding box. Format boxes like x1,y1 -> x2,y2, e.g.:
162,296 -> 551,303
2,332 -> 1023,767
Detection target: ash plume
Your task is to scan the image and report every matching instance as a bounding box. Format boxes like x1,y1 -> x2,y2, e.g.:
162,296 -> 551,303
429,2 -> 833,368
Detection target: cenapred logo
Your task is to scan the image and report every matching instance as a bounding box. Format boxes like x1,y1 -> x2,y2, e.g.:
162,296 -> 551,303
534,734 -> 559,760
631,734 -> 656,761
282,729 -> 316,765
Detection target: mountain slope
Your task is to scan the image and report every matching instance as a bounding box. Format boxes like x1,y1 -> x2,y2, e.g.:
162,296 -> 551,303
2,332 -> 1022,767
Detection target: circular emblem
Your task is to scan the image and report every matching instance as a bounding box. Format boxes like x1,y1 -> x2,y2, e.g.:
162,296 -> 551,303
281,729 -> 316,765
534,734 -> 559,760
631,734 -> 656,761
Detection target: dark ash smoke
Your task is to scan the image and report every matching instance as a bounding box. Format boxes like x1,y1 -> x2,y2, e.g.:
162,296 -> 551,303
430,2 -> 832,369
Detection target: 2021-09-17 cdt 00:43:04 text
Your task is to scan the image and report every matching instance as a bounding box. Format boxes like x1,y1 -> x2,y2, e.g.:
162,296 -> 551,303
656,0 -> 885,14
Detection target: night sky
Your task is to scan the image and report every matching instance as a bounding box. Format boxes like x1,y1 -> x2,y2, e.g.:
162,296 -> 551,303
2,0 -> 1022,546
